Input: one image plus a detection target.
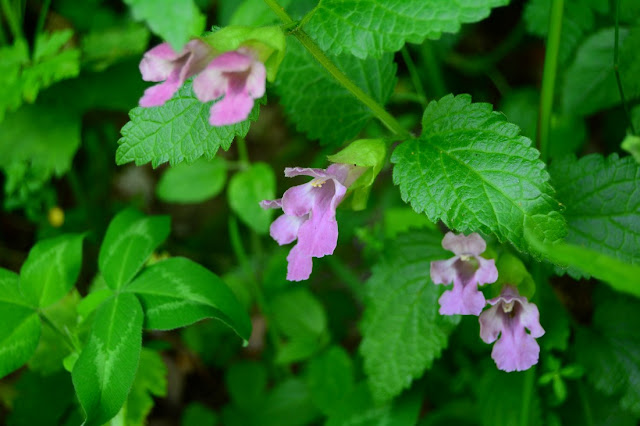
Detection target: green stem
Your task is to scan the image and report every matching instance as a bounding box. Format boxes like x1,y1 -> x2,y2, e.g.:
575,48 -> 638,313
236,136 -> 250,166
1,0 -> 24,41
263,0 -> 410,139
577,381 -> 595,426
614,0 -> 636,135
519,367 -> 535,426
401,46 -> 428,107
39,311 -> 79,352
420,41 -> 447,99
538,0 -> 564,163
34,0 -> 51,40
228,216 -> 281,352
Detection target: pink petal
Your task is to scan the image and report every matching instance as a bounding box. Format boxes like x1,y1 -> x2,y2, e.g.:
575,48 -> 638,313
518,299 -> 545,338
284,167 -> 332,179
430,257 -> 458,285
491,328 -> 541,372
478,304 -> 503,343
208,92 -> 255,126
245,60 -> 266,98
286,245 -> 314,281
139,43 -> 180,82
281,183 -> 316,217
474,256 -> 499,286
210,50 -> 253,72
295,185 -> 340,257
442,232 -> 487,256
193,66 -> 227,102
260,199 -> 282,209
270,214 -> 306,245
139,79 -> 182,107
437,279 -> 486,316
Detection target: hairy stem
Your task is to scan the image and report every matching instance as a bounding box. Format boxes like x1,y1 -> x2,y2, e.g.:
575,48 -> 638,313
614,0 -> 636,135
537,0 -> 564,163
263,0 -> 411,139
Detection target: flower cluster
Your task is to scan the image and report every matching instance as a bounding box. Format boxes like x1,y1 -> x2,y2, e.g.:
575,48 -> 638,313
139,41 -> 265,126
261,164 -> 363,281
431,232 -> 544,372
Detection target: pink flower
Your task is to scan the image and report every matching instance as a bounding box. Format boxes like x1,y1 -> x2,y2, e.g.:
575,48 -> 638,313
139,40 -> 214,107
193,49 -> 266,126
479,285 -> 545,372
430,232 -> 498,315
261,164 -> 361,281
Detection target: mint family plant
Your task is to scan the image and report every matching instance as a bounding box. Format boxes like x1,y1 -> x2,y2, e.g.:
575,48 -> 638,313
1,0 -> 639,425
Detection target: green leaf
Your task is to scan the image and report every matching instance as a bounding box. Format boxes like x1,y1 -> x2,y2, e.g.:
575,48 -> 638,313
99,208 -> 170,290
6,371 -> 76,426
304,0 -> 509,59
549,154 -> 640,277
524,0 -> 605,64
360,231 -> 460,402
19,234 -> 84,308
562,27 -> 640,116
124,257 -> 252,341
72,293 -> 144,426
306,346 -> 355,415
121,348 -> 168,426
117,82 -> 258,167
182,402 -> 218,426
226,362 -> 267,410
622,134 -> 640,164
0,103 -> 81,177
123,0 -> 205,51
0,40 -> 28,121
157,157 -> 227,203
228,162 -> 275,234
81,23 -> 151,71
575,290 -> 640,415
477,369 -> 542,426
391,94 -> 566,254
0,304 -> 41,379
274,38 -> 396,145
229,0 -> 293,26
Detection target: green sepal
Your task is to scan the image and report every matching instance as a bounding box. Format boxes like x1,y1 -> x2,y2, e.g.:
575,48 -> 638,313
491,252 -> 536,299
327,139 -> 386,210
203,26 -> 286,81
622,134 -> 640,164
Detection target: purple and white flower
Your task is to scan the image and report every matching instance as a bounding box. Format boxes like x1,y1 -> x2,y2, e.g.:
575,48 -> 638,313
479,285 -> 545,372
193,49 -> 266,126
261,164 -> 362,281
430,232 -> 498,316
139,40 -> 214,107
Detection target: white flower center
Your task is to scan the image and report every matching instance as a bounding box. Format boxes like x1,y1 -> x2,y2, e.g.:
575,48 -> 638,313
502,301 -> 515,313
460,254 -> 471,261
311,178 -> 327,188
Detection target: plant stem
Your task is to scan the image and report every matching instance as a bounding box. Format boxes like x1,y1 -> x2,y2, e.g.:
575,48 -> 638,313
519,366 -> 535,426
236,136 -> 250,166
39,311 -> 79,352
34,0 -> 51,41
401,46 -> 428,107
614,0 -> 636,135
228,216 -> 281,351
263,0 -> 411,139
537,0 -> 564,163
420,41 -> 447,99
1,0 -> 24,41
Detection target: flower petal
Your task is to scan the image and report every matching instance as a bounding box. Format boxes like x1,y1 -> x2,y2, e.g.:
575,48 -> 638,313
284,167 -> 332,179
479,304 -> 503,343
193,66 -> 227,102
281,183 -> 315,217
442,232 -> 487,256
270,214 -> 306,245
491,328 -> 541,372
139,43 -> 180,82
518,299 -> 545,338
430,257 -> 458,285
438,279 -> 486,316
208,92 -> 255,126
260,199 -> 282,209
286,245 -> 314,281
139,79 -> 182,107
474,256 -> 499,286
210,50 -> 253,72
245,60 -> 266,98
295,180 -> 343,257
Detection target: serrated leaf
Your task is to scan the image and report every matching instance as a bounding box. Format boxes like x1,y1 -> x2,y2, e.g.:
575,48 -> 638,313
304,0 -> 509,59
99,208 -> 170,290
563,27 -> 640,116
274,38 -> 396,145
121,348 -> 168,426
575,290 -> 640,415
360,231 -> 460,402
117,82 -> 258,167
124,257 -> 252,341
0,40 -> 28,121
549,154 -> 640,277
72,293 -> 144,426
391,94 -> 566,253
124,0 -> 205,51
19,234 -> 84,308
157,157 -> 227,203
228,162 -> 275,234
